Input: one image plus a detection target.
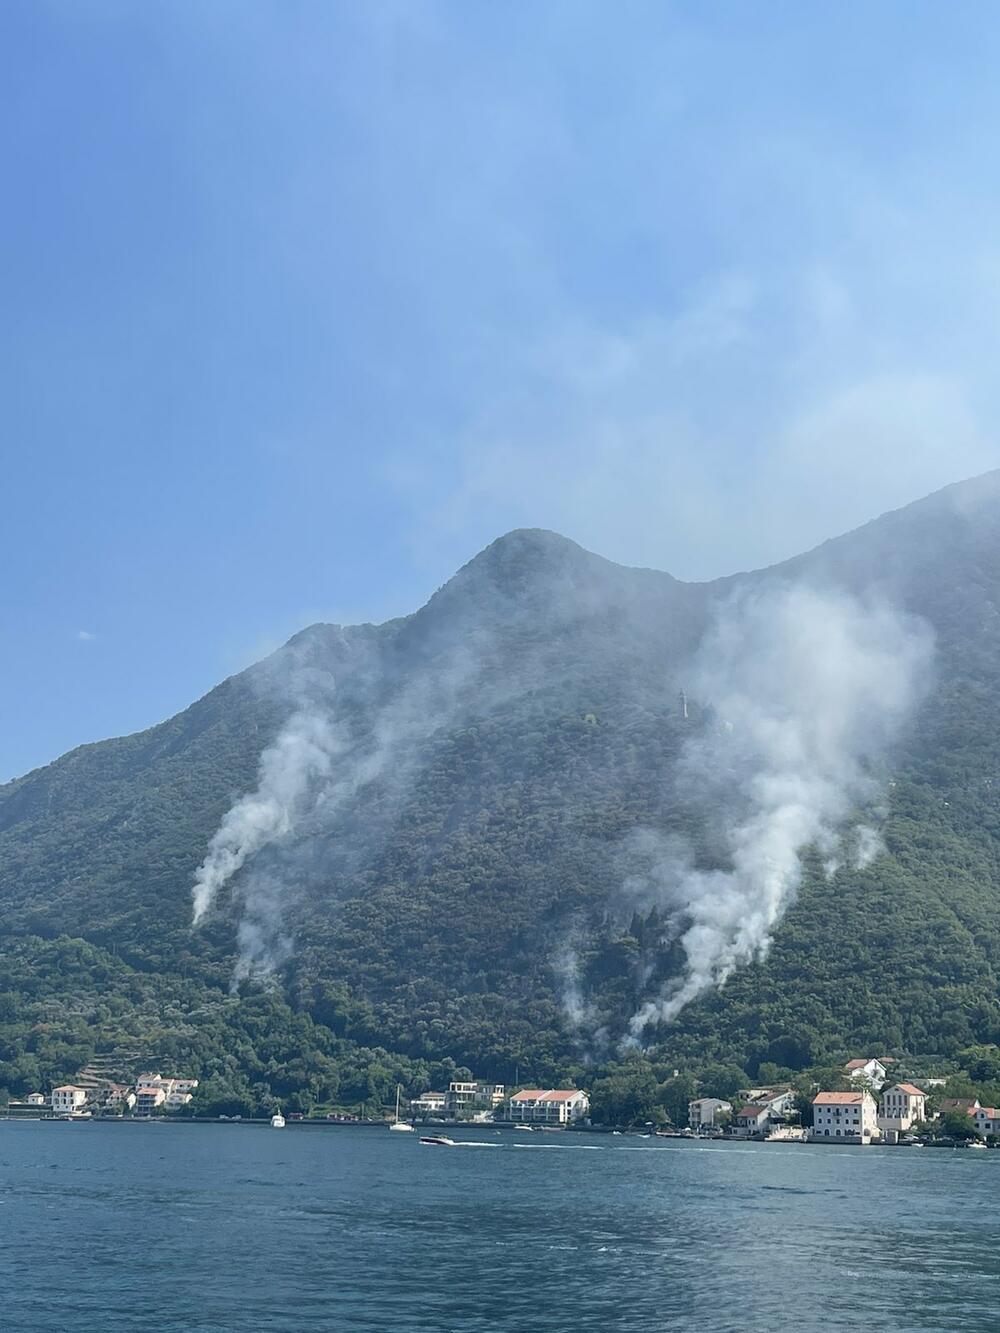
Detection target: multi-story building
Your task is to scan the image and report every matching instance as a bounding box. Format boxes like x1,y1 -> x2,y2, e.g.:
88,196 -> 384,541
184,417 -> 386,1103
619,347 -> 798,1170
810,1091 -> 878,1143
51,1086 -> 89,1115
688,1097 -> 732,1129
410,1091 -> 447,1115
443,1081 -> 505,1116
504,1090 -> 590,1125
878,1083 -> 927,1133
26,1092 -> 45,1107
135,1085 -> 166,1116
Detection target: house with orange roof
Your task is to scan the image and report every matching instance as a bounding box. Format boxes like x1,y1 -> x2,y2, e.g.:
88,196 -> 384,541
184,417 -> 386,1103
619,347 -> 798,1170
51,1086 -> 89,1115
878,1083 -> 927,1133
844,1057 -> 888,1088
810,1090 -> 878,1143
504,1089 -> 590,1125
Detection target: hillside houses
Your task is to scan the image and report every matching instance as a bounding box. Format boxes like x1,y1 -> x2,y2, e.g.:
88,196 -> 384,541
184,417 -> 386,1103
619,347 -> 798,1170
18,1072 -> 199,1118
730,1089 -> 796,1138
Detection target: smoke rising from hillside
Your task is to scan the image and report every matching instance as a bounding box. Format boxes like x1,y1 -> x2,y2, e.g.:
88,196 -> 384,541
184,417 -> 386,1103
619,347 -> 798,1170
624,584 -> 933,1041
191,629 -> 488,983
191,708 -> 343,926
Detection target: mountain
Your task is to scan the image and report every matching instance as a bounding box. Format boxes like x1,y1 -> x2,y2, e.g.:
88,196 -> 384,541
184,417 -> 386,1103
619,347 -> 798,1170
4,474 -> 1000,1114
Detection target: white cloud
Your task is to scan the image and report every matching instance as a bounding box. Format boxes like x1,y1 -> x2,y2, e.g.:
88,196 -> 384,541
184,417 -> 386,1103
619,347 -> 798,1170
76,630 -> 97,642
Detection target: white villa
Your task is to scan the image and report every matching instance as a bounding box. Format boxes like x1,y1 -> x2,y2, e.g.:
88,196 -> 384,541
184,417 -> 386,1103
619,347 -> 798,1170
51,1086 -> 89,1115
26,1092 -> 46,1107
410,1091 -> 447,1115
878,1083 -> 927,1133
732,1103 -> 770,1138
505,1089 -> 590,1125
444,1081 -> 505,1115
810,1091 -> 878,1143
688,1097 -> 732,1129
972,1107 -> 1000,1137
844,1058 -> 888,1089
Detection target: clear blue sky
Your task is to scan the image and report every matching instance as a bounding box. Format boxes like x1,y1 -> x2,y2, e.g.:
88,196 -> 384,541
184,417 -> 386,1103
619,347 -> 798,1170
4,0 -> 1000,780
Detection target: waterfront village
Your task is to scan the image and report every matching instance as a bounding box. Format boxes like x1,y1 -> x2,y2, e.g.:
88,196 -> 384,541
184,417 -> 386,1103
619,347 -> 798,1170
7,1054 -> 1000,1146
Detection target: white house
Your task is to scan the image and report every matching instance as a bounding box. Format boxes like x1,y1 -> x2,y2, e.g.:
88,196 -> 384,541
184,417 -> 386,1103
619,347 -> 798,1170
844,1058 -> 888,1088
135,1086 -> 166,1116
756,1089 -> 796,1116
810,1091 -> 878,1143
410,1091 -> 447,1115
688,1097 -> 732,1129
505,1090 -> 590,1124
51,1086 -> 89,1115
26,1092 -> 45,1107
444,1081 -> 505,1115
878,1083 -> 927,1133
732,1103 -> 771,1138
972,1107 -> 1000,1137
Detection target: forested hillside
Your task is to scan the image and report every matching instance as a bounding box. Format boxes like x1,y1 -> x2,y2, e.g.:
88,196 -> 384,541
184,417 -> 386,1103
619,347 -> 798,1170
4,474 -> 1000,1115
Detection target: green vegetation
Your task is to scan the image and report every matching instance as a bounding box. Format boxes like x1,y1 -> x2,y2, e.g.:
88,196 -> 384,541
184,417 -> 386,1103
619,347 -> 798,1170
4,482 -> 1000,1114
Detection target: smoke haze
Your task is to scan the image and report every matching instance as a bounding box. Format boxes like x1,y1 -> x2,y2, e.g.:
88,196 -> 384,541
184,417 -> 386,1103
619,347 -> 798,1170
623,583 -> 933,1041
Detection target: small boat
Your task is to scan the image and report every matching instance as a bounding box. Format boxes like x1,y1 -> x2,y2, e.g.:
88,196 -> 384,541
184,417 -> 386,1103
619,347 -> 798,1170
388,1085 -> 414,1132
271,1112 -> 286,1128
513,1124 -> 532,1131
419,1135 -> 455,1146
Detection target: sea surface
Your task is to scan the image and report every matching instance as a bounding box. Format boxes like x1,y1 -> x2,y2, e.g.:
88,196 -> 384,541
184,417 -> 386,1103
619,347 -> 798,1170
2,1121 -> 998,1332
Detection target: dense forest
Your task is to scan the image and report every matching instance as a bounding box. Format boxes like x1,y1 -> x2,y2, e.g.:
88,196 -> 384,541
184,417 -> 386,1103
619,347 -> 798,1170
4,474 -> 1000,1116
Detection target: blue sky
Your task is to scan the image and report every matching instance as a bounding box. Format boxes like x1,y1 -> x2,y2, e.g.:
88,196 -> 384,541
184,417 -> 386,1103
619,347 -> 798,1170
4,1 -> 1000,780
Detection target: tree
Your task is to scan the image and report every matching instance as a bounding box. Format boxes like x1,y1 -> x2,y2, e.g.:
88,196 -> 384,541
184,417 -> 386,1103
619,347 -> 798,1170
940,1109 -> 978,1142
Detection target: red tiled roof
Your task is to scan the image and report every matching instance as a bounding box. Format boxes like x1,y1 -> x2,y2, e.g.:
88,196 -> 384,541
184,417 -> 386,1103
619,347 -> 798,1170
844,1059 -> 876,1071
737,1104 -> 767,1118
814,1092 -> 864,1105
893,1084 -> 925,1098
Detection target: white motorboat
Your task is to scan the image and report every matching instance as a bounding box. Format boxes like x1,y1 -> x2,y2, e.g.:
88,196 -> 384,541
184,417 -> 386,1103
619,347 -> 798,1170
419,1135 -> 455,1146
271,1112 -> 286,1128
388,1084 -> 415,1132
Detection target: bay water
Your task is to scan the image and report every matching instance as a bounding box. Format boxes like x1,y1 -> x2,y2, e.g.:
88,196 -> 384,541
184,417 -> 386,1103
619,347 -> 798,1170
2,1121 -> 998,1331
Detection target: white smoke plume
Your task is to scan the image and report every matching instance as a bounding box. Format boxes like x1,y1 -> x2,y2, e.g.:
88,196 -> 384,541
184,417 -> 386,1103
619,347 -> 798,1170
624,583 -> 933,1042
192,633 -> 487,983
191,708 -> 343,926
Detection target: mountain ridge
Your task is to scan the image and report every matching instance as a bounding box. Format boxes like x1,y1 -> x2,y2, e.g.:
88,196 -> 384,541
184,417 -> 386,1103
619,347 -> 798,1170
4,472 -> 1000,1114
